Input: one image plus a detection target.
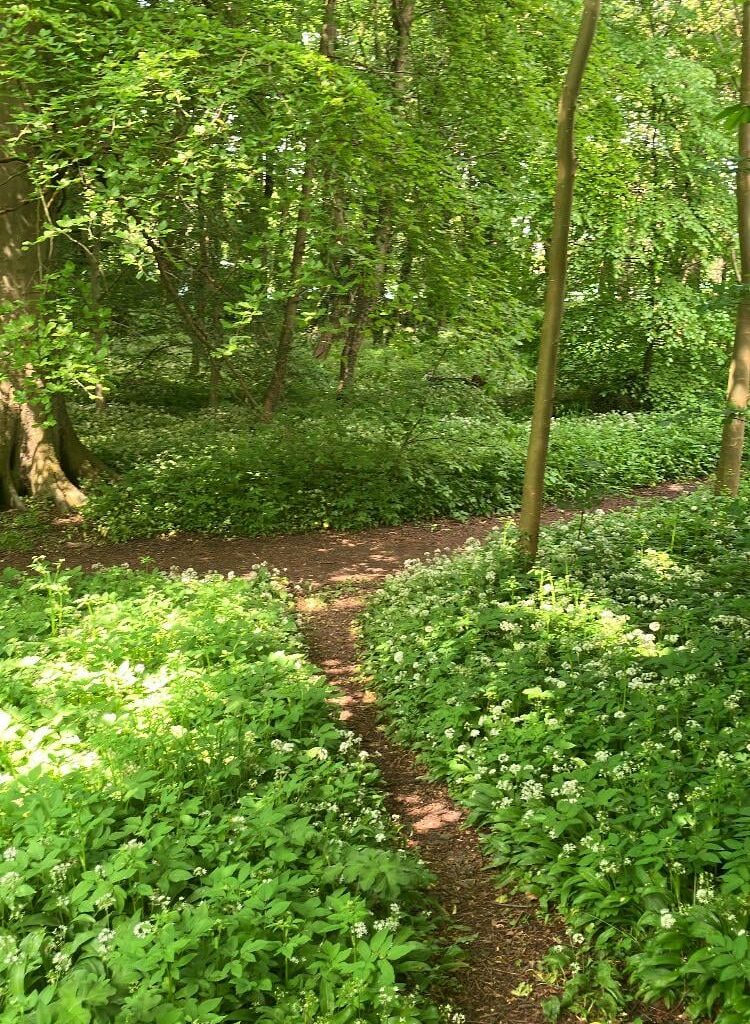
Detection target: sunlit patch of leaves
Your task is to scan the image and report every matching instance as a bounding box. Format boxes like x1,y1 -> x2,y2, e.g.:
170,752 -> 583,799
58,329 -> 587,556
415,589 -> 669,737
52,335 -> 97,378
363,487 -> 750,1023
0,562 -> 447,1022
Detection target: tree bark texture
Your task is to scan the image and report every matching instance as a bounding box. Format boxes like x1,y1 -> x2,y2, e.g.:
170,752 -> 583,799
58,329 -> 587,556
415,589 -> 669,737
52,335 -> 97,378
517,0 -> 601,559
1,94 -> 90,512
716,0 -> 750,496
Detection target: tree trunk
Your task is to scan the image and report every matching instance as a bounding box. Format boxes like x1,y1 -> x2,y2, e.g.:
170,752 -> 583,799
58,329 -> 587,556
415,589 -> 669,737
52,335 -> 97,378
517,0 -> 600,560
261,0 -> 338,419
89,232 -> 108,416
337,0 -> 414,395
209,359 -> 221,409
50,393 -> 107,481
0,382 -> 23,510
716,1 -> 750,496
261,157 -> 316,420
1,94 -> 87,513
338,222 -> 391,395
0,385 -> 96,513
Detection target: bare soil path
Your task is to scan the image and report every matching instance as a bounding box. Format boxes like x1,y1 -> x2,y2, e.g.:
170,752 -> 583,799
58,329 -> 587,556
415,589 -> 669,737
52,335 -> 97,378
0,481 -> 697,1023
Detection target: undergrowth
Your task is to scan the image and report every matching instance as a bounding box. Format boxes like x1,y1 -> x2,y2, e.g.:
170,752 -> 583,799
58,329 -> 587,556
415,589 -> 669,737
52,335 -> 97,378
362,487 -> 750,1023
76,403 -> 722,540
0,563 -> 446,1023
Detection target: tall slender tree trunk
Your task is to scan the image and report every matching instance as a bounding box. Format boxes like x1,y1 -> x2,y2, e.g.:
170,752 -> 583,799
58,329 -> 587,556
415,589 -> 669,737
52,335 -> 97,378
337,0 -> 414,395
261,158 -> 316,420
517,0 -> 600,560
716,0 -> 750,496
1,94 -> 90,513
89,232 -> 108,416
261,0 -> 338,419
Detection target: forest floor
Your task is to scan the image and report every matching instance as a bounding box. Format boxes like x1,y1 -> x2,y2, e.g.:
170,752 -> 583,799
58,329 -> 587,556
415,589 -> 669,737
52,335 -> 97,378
0,481 -> 698,1024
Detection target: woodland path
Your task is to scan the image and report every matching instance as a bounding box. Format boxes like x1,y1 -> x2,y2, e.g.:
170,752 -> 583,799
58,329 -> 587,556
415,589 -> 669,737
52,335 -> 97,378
0,482 -> 697,1023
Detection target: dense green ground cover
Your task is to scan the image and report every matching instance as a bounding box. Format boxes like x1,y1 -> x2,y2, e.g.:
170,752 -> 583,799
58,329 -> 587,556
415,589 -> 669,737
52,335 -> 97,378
362,488 -> 750,1023
0,564 -> 445,1023
76,399 -> 722,541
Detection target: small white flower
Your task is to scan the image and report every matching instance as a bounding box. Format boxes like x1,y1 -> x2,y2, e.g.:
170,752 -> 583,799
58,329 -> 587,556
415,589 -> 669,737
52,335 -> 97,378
96,928 -> 115,952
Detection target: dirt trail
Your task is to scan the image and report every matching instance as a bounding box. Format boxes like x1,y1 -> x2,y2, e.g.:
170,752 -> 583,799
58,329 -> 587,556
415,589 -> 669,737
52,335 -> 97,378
0,481 -> 697,1022
302,591 -> 565,1024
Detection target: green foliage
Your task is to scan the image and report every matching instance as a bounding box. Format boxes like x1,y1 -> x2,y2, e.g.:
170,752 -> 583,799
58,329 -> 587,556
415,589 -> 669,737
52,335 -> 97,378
0,563 -> 444,1022
77,401 -> 722,540
362,488 -> 750,1022
0,507 -> 49,554
0,0 -> 738,415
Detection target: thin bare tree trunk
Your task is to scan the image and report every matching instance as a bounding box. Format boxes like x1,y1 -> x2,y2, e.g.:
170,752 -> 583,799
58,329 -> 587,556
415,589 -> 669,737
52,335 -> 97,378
261,158 -> 315,419
716,0 -> 750,496
261,0 -> 338,419
88,232 -> 108,416
338,0 -> 414,395
517,0 -> 600,559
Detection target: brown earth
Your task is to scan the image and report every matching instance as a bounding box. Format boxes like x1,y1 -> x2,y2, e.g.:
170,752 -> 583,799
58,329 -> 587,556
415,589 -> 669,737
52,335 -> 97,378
0,481 -> 699,1023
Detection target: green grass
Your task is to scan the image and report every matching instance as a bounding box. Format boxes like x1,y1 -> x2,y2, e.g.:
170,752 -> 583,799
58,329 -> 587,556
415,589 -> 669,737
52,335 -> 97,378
362,487 -> 750,1023
74,401 -> 724,541
0,563 -> 446,1023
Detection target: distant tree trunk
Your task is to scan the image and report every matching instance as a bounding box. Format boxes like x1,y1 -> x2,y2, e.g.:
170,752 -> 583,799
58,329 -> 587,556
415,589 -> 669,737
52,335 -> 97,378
261,0 -> 338,419
1,95 -> 91,513
716,2 -> 750,496
209,360 -> 221,409
261,157 -> 316,420
89,233 -> 108,416
517,0 -> 600,559
197,209 -> 224,409
337,0 -> 414,395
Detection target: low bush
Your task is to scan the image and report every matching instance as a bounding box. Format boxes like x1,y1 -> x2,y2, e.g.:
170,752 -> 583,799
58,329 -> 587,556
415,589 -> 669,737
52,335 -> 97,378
362,487 -> 750,1023
0,563 -> 444,1023
77,402 -> 723,541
